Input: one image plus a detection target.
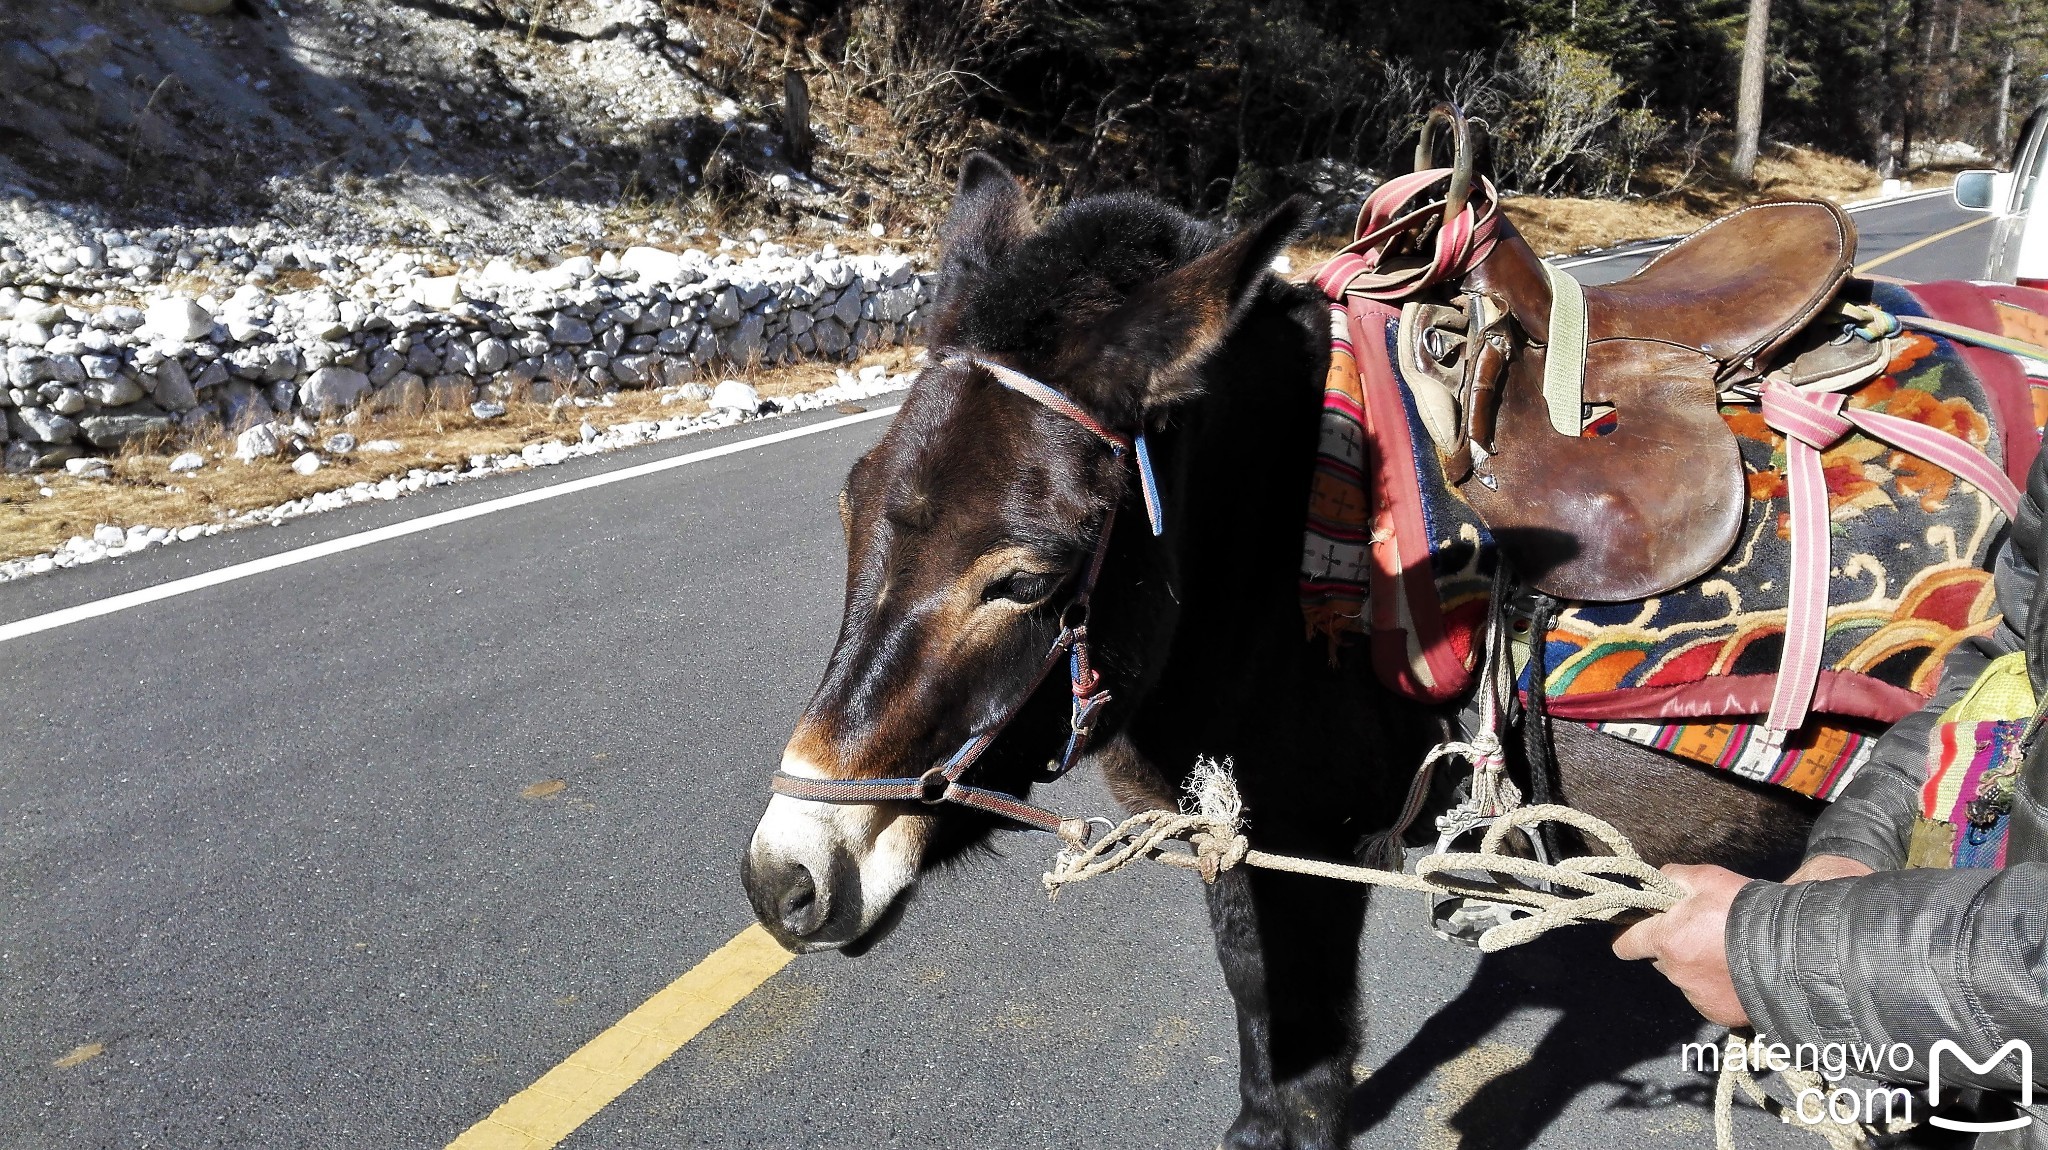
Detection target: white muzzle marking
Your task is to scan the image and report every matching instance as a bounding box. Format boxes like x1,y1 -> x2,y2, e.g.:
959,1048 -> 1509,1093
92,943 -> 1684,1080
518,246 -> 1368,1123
749,752 -> 926,942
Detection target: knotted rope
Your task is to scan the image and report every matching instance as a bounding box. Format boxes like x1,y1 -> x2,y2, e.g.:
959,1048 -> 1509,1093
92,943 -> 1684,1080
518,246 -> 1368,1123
1042,760 -> 1904,1150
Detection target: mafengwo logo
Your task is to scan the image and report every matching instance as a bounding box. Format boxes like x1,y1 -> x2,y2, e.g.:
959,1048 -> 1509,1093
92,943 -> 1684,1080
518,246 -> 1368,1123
1928,1039 -> 2034,1133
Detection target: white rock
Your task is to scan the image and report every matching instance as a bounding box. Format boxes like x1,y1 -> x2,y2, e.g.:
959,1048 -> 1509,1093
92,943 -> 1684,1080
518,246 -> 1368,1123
710,379 -> 759,413
360,439 -> 403,453
144,297 -> 214,343
64,457 -> 111,478
620,246 -> 688,283
92,524 -> 124,546
291,452 -> 322,475
323,433 -> 356,454
234,422 -> 281,462
300,366 -> 371,416
167,451 -> 205,472
412,276 -> 464,310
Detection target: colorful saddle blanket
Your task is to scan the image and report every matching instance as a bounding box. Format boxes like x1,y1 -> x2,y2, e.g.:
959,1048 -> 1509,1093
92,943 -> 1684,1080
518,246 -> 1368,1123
1302,278 -> 2048,801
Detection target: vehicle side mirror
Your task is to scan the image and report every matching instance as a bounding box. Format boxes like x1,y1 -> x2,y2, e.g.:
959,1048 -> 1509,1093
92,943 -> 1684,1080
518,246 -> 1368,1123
1955,169 -> 1999,210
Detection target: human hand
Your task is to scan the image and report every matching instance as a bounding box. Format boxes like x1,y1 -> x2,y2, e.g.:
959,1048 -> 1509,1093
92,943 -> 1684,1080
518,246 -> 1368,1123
1611,864 -> 1755,1027
1784,853 -> 1874,884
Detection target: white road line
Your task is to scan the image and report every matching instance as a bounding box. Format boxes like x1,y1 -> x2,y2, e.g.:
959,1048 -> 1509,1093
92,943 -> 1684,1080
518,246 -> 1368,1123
1841,185 -> 1955,211
1557,186 -> 1959,269
0,405 -> 901,646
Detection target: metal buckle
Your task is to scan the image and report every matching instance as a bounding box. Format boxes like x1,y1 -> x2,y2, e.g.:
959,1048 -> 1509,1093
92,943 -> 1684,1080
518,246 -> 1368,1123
916,767 -> 950,805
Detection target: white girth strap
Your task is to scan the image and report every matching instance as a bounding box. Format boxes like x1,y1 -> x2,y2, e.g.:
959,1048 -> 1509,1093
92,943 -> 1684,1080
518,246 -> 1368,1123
1540,262 -> 1588,436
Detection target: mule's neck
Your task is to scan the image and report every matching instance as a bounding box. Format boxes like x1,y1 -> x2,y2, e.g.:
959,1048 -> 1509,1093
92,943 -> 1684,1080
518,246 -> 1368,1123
1088,279 -> 1334,800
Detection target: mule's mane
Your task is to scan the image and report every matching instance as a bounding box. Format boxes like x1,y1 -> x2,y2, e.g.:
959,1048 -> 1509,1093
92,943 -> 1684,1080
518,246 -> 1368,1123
944,193 -> 1224,365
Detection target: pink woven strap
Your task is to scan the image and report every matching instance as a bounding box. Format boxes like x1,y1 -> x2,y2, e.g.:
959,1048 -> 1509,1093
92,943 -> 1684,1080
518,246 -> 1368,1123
1760,379 -> 2021,735
1312,252 -> 1374,300
1848,409 -> 2021,521
1760,383 -> 1853,449
1310,169 -> 1502,302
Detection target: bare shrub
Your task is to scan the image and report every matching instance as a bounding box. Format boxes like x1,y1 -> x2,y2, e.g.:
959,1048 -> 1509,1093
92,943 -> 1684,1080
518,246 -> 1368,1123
841,0 -> 1027,178
1492,38 -> 1626,194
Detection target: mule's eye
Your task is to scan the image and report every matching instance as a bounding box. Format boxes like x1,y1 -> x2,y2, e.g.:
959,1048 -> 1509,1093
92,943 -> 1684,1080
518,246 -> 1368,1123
983,570 -> 1057,605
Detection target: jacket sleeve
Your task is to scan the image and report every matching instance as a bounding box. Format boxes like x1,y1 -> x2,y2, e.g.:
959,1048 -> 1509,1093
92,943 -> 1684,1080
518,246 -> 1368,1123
1727,865 -> 2048,1092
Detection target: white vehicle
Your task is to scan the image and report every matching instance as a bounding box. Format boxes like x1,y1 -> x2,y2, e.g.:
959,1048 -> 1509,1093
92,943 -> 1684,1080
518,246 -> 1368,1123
1957,105 -> 2048,287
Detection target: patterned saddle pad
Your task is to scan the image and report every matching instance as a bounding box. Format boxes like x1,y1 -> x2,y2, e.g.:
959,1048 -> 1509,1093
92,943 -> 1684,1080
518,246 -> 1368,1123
1301,278 -> 2048,800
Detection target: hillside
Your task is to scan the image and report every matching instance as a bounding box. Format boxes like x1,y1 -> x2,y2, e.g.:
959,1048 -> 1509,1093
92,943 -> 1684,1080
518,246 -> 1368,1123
0,0 -> 1948,578
0,0 -> 950,258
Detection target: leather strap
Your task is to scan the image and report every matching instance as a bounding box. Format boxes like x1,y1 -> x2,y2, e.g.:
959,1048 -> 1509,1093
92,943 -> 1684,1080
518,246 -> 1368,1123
768,357 -> 1159,836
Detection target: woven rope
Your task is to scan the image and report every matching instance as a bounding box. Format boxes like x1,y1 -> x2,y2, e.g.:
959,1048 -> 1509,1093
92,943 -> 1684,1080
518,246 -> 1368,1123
1042,771 -> 1904,1150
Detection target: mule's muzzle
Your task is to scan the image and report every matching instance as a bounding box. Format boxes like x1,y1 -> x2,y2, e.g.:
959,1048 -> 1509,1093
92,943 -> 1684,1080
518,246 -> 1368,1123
742,850 -> 829,944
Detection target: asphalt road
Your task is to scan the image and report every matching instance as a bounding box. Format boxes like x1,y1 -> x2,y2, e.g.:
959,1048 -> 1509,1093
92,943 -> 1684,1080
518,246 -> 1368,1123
0,189 -> 1993,1150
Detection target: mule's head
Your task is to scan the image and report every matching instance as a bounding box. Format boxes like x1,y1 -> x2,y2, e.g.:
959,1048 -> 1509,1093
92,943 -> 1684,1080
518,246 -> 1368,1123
742,156 -> 1303,953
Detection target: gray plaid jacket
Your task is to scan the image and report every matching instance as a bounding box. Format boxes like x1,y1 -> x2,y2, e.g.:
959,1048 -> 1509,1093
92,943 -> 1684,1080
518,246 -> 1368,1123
1727,448 -> 2048,1144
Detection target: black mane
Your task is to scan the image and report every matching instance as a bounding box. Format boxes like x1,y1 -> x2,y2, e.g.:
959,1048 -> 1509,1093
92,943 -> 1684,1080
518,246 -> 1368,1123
937,193 -> 1222,365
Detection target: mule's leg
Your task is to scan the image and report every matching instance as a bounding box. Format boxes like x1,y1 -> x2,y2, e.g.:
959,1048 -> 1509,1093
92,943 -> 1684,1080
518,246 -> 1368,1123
1207,865 -> 1367,1150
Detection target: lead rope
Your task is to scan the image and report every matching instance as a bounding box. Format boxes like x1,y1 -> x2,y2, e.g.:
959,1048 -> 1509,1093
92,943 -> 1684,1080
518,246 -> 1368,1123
1043,761 -> 1910,1150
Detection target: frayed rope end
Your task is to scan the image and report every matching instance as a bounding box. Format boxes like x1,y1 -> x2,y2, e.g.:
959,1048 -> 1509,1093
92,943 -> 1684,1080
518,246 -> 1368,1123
1184,755 -> 1245,831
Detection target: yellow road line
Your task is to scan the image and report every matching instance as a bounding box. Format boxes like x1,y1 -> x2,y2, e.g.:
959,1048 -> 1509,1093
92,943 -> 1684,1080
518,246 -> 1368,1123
448,924 -> 794,1150
1855,214 -> 1991,273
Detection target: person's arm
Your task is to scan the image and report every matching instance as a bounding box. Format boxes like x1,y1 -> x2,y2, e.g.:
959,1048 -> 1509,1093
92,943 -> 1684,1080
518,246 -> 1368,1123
1728,863 -> 2048,1091
1792,655 -> 1985,878
1617,862 -> 2048,1094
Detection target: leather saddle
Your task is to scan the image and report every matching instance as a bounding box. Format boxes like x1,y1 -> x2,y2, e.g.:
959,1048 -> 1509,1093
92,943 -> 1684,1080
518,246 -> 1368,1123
1378,111 -> 1868,601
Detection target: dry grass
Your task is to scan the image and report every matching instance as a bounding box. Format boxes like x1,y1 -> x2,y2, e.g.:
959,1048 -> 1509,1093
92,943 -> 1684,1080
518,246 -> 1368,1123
1504,146 -> 1911,256
1293,146 -> 1938,264
0,345 -> 920,562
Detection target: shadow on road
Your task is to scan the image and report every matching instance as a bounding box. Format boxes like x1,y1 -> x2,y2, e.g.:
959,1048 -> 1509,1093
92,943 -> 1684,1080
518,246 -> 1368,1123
1351,924 -> 1712,1148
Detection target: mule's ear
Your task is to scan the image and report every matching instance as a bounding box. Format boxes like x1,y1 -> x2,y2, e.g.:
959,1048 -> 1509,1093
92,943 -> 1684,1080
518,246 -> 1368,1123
937,153 -> 1030,289
1103,196 -> 1309,409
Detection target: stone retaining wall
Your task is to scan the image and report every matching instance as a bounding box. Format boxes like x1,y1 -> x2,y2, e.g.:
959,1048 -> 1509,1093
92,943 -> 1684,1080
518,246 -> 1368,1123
0,242 -> 933,471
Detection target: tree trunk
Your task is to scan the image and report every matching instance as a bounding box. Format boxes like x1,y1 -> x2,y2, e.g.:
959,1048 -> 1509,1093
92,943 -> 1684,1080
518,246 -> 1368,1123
1997,25 -> 2018,149
1731,0 -> 1772,183
1900,0 -> 1921,174
782,69 -> 813,174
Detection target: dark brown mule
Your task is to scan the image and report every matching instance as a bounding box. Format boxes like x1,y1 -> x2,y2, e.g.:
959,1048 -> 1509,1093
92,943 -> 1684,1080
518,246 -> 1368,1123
742,156 -> 1814,1150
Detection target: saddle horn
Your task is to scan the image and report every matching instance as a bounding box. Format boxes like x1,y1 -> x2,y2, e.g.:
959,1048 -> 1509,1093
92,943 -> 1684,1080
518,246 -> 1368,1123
1415,104 -> 1479,226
